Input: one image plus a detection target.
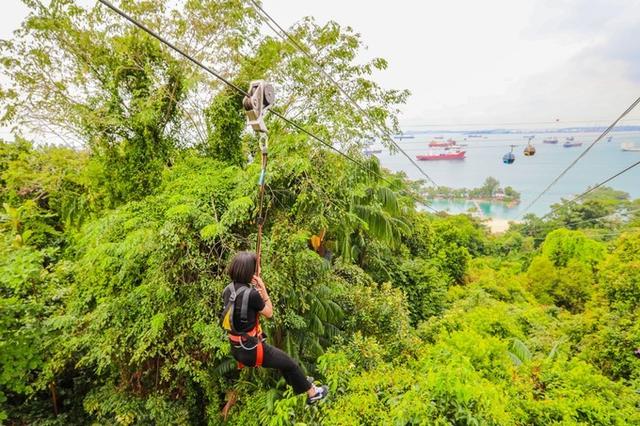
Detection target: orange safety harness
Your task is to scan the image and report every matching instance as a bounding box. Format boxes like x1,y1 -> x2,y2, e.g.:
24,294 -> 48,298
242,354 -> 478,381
227,314 -> 265,368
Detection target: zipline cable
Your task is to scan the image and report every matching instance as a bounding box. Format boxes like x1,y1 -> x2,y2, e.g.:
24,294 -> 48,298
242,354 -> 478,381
520,95 -> 640,216
534,205 -> 640,229
96,0 -> 437,212
532,227 -> 640,242
539,158 -> 640,220
248,0 -> 439,187
560,206 -> 640,228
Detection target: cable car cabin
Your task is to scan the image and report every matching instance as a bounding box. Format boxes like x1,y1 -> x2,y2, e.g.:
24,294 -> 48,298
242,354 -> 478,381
503,152 -> 515,164
524,145 -> 536,156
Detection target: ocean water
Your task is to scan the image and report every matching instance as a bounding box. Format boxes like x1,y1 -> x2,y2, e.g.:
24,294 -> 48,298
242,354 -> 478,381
374,131 -> 640,219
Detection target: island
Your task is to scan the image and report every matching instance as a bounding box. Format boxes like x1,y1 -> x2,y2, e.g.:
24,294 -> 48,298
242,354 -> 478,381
424,177 -> 520,206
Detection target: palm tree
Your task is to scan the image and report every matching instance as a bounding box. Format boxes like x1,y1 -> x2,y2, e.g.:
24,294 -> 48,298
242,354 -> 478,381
335,159 -> 410,264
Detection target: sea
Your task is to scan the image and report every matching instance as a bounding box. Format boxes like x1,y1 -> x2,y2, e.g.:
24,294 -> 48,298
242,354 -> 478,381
373,130 -> 640,219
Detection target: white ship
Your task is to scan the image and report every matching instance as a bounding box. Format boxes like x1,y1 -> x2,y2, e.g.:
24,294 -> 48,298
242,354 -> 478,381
621,142 -> 640,152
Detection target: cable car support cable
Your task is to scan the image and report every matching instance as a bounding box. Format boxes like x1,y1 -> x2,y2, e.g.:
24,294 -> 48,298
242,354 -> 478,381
540,158 -> 640,220
520,95 -> 640,217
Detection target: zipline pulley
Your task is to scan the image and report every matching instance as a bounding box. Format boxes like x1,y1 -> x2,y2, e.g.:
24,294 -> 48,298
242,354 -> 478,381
243,80 -> 275,133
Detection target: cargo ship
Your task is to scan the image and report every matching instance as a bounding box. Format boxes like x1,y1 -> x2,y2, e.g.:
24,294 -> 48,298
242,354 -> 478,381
621,142 -> 640,152
429,139 -> 456,147
563,140 -> 583,148
416,150 -> 466,161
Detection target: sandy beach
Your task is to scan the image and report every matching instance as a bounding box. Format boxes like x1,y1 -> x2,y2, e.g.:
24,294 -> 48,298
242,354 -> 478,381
485,218 -> 517,234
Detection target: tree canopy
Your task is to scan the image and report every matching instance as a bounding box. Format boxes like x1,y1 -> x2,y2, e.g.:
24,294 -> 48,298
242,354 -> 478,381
1,1 -> 639,425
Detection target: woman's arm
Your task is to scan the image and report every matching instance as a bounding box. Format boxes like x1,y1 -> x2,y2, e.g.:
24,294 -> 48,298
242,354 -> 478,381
252,275 -> 273,318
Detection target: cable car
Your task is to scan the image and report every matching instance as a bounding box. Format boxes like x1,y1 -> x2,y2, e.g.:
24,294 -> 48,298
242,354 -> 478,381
524,144 -> 536,156
503,145 -> 516,164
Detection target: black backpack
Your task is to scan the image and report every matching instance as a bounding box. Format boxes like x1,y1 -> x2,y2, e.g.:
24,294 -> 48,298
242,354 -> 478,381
220,283 -> 251,335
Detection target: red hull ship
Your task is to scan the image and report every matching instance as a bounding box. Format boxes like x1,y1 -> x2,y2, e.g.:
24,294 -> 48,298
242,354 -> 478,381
429,140 -> 456,147
416,151 -> 466,160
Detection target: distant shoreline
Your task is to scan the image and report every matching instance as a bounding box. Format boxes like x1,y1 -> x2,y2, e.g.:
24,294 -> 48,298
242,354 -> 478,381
400,126 -> 640,135
430,196 -> 520,208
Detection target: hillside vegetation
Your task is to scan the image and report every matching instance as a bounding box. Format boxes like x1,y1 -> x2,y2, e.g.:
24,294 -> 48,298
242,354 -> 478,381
1,1 -> 640,425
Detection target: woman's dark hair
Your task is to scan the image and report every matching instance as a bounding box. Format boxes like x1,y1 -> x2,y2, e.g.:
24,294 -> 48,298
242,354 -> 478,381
227,251 -> 257,284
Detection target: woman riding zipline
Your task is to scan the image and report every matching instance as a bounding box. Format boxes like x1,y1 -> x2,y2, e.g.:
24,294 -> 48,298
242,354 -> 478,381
221,251 -> 329,404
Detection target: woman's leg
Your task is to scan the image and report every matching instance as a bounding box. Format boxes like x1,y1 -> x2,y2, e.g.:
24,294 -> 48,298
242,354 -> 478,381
230,345 -> 256,368
260,343 -> 312,394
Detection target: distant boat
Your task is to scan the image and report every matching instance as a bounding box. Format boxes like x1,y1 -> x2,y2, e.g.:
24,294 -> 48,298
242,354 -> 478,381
416,150 -> 466,161
566,136 -> 575,142
467,134 -> 483,138
621,142 -> 640,152
363,148 -> 382,156
607,136 -> 613,142
543,137 -> 559,144
429,140 -> 456,147
563,141 -> 583,148
434,136 -> 444,140
394,134 -> 415,140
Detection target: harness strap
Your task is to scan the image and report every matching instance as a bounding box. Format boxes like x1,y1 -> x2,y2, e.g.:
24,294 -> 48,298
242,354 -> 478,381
240,286 -> 250,323
255,341 -> 264,367
235,339 -> 263,369
229,314 -> 264,369
224,284 -> 247,305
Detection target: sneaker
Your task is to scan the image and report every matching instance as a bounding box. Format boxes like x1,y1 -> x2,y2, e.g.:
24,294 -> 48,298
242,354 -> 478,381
307,384 -> 329,405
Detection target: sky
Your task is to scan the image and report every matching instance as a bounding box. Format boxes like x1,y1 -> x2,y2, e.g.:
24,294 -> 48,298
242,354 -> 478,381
261,0 -> 640,129
2,0 -> 640,131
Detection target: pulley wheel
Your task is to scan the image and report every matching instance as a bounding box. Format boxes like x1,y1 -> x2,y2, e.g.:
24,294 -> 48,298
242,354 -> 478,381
263,83 -> 275,107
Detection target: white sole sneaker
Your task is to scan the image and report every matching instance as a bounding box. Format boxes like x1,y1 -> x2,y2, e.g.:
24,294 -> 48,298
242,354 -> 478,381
307,385 -> 329,405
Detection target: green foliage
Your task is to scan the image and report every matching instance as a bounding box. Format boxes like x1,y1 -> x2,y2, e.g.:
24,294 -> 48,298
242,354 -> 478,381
337,270 -> 412,345
540,229 -> 605,268
397,258 -> 449,324
526,229 -> 605,312
0,234 -> 64,422
2,1 -> 640,424
204,89 -> 246,166
0,140 -> 99,235
599,230 -> 640,311
579,231 -> 640,382
527,256 -> 595,312
2,1 -> 190,205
